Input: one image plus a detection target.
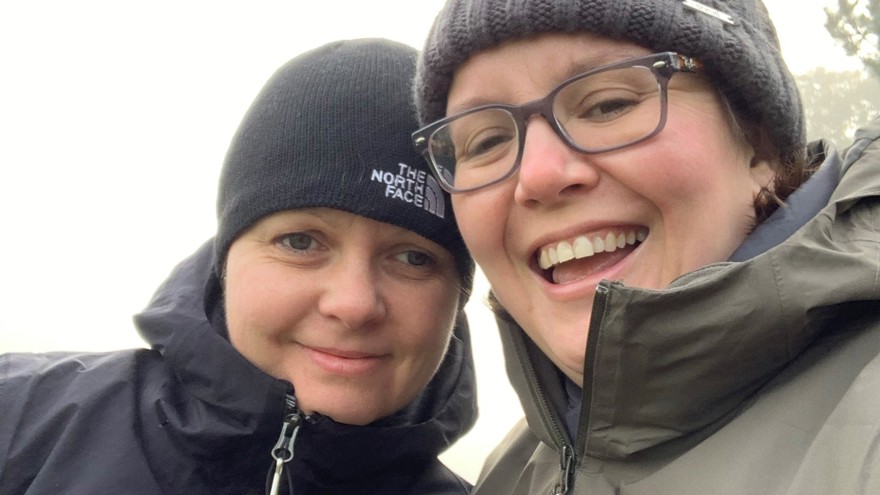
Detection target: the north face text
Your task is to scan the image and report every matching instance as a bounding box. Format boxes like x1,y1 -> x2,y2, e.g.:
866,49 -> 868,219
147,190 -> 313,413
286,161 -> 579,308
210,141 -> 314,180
370,162 -> 445,219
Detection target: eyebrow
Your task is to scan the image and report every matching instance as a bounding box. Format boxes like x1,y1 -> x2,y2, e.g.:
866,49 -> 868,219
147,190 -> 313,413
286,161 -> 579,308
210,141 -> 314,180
556,46 -> 651,82
446,96 -> 505,116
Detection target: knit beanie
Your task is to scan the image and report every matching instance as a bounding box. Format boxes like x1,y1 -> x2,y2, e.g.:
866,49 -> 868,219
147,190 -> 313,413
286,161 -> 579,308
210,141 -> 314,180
414,0 -> 805,161
215,38 -> 474,293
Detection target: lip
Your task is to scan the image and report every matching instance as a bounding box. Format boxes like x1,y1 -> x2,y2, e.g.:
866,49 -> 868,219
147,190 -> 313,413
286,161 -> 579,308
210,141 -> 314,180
302,345 -> 388,376
533,247 -> 641,300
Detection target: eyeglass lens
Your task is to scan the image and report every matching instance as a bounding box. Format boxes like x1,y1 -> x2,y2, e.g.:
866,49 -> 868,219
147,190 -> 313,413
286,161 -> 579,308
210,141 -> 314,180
428,64 -> 664,192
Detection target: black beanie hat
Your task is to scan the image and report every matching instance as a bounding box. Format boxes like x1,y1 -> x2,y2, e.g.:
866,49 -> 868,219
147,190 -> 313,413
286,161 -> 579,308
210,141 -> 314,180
414,0 -> 806,162
215,38 -> 473,293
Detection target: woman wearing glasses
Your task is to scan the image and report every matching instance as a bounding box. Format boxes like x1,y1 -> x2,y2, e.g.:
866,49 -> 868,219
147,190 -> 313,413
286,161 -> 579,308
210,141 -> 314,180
0,39 -> 475,494
413,0 -> 880,493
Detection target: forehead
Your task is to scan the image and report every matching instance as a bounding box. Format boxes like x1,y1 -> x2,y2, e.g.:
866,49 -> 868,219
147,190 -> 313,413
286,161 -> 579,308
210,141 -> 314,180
447,32 -> 652,114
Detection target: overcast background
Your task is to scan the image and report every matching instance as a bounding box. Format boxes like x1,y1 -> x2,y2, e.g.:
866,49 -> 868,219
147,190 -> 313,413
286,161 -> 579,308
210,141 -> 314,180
0,0 -> 863,482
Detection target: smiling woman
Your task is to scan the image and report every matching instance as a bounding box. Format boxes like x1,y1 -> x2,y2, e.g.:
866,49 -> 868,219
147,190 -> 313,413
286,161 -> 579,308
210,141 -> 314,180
413,0 -> 880,493
438,31 -> 780,386
0,38 -> 476,494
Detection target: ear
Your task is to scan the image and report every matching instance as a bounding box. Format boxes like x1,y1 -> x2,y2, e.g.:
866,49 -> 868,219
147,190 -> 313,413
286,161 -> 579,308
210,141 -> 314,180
746,128 -> 780,198
749,156 -> 776,197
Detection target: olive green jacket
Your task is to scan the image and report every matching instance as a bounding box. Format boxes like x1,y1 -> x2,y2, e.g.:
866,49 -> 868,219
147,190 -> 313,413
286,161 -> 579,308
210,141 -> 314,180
474,118 -> 880,495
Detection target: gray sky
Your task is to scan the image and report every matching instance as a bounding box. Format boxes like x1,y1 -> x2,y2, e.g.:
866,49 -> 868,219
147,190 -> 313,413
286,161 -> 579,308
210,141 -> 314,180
0,0 -> 862,482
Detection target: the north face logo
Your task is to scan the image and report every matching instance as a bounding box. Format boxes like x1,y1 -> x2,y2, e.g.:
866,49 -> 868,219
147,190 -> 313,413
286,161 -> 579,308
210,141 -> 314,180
370,162 -> 445,219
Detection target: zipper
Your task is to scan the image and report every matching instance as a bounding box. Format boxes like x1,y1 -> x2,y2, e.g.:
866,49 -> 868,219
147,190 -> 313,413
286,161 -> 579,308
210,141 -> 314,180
575,281 -> 609,454
268,393 -> 302,495
509,316 -> 577,495
508,281 -> 613,494
557,281 -> 610,494
547,281 -> 612,495
552,444 -> 575,495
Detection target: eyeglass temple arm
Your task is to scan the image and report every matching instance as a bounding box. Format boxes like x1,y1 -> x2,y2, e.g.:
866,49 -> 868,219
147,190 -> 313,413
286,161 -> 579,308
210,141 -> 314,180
673,54 -> 703,74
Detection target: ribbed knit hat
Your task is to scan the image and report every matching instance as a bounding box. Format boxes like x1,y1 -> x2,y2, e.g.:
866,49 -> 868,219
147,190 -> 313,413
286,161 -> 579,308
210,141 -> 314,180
414,0 -> 805,161
215,38 -> 473,291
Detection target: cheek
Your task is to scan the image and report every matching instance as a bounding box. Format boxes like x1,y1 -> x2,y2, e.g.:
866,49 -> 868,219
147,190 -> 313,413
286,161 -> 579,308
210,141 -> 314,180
642,117 -> 755,213
451,195 -> 486,248
452,191 -> 509,264
395,284 -> 459,366
632,124 -> 759,272
224,266 -> 294,367
644,156 -> 718,213
226,269 -> 268,330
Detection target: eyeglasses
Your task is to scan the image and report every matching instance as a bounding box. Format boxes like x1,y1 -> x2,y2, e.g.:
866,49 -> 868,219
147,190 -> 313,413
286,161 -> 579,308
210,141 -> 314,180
412,52 -> 702,193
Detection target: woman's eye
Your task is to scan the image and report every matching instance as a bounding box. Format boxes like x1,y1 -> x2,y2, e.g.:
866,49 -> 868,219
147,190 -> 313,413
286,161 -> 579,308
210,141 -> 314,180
581,95 -> 638,121
278,233 -> 317,251
394,250 -> 435,267
448,109 -> 517,164
465,130 -> 512,158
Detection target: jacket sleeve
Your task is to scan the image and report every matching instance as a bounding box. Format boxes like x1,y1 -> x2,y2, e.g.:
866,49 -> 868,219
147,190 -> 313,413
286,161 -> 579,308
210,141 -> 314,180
0,351 -> 148,494
0,353 -> 59,491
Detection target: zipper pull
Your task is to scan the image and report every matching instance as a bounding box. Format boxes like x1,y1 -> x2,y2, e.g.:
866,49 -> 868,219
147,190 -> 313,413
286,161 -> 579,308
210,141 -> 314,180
268,395 -> 302,495
551,444 -> 574,495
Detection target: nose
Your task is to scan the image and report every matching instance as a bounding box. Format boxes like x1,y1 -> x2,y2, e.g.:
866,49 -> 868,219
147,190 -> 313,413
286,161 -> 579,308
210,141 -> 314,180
513,117 -> 600,206
318,257 -> 387,330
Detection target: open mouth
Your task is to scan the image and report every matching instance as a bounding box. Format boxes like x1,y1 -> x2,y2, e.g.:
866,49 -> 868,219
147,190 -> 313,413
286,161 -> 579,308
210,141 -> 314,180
536,227 -> 647,284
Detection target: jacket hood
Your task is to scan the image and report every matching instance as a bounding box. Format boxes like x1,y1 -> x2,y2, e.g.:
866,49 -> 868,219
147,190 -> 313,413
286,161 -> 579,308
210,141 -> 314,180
133,239 -> 477,485
499,119 -> 880,461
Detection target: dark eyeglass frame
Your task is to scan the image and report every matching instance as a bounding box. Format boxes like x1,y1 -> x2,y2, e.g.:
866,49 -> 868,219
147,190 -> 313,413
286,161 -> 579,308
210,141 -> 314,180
412,52 -> 703,193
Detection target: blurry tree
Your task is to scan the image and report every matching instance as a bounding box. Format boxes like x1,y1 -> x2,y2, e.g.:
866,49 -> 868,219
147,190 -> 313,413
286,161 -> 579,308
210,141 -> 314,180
796,67 -> 880,148
825,0 -> 880,80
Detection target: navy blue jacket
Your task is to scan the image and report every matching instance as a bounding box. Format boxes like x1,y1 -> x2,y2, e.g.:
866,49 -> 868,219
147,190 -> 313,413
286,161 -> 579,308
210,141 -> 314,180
0,240 -> 477,494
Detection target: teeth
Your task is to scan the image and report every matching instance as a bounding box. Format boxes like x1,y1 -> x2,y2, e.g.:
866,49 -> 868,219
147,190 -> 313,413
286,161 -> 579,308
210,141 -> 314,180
539,249 -> 551,269
537,228 -> 647,270
604,232 -> 616,253
556,241 -> 574,263
573,236 -> 593,258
